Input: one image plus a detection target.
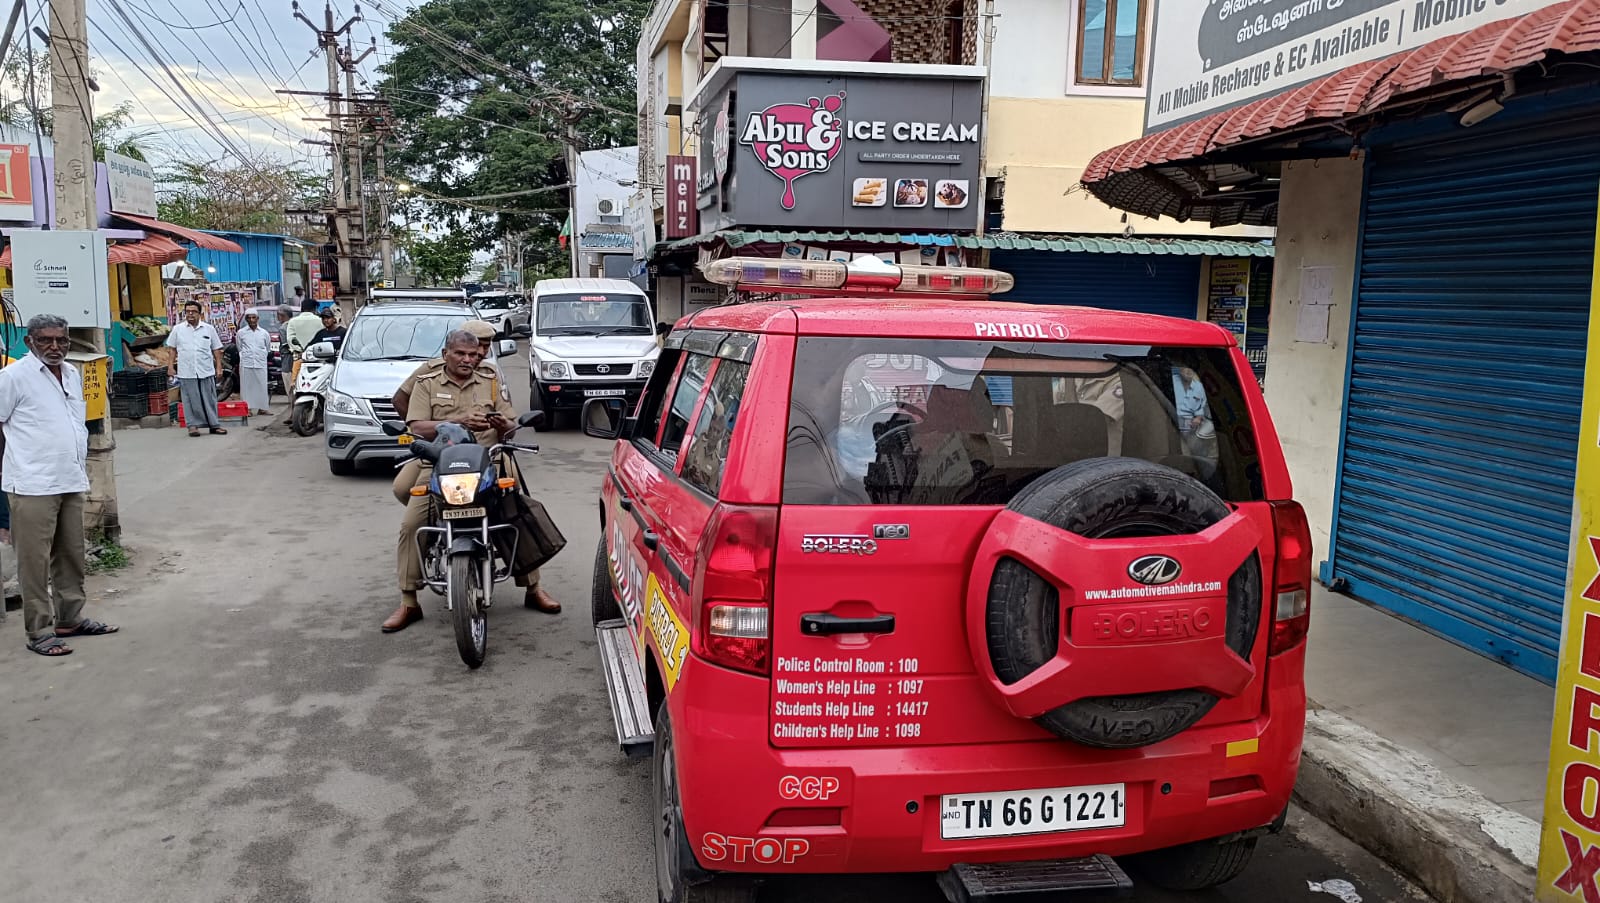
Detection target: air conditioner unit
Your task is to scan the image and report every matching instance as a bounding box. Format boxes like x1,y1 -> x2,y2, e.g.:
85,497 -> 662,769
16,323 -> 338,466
596,198 -> 619,216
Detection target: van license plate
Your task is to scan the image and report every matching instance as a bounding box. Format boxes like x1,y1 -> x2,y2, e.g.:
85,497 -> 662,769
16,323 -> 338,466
441,507 -> 486,520
584,388 -> 627,397
940,783 -> 1125,840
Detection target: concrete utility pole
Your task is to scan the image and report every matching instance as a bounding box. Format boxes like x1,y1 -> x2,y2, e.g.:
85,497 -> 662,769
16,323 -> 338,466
49,0 -> 118,538
341,39 -> 375,296
293,2 -> 359,315
375,139 -> 393,285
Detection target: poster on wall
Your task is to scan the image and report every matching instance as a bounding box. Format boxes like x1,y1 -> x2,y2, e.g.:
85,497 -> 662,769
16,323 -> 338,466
1207,258 -> 1250,349
165,284 -> 258,344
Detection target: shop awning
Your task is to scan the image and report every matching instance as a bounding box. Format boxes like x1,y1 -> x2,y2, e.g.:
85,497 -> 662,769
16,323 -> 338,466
665,229 -> 1274,257
111,213 -> 244,253
0,235 -> 190,268
1082,0 -> 1600,226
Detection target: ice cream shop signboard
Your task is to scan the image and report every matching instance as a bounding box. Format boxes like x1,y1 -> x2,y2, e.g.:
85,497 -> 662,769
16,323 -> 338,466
693,62 -> 985,232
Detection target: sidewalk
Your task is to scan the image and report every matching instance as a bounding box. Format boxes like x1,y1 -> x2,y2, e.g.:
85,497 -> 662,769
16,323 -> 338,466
1298,585 -> 1548,903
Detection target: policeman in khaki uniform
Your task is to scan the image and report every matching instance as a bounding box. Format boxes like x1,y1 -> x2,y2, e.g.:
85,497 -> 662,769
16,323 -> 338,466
381,330 -> 560,634
390,319 -> 501,505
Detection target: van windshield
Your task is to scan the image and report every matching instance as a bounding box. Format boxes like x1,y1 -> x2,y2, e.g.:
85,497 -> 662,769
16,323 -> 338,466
783,338 -> 1264,506
341,314 -> 468,361
537,293 -> 651,336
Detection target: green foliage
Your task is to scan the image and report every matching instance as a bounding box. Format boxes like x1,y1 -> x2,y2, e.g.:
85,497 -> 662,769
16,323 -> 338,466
375,0 -> 647,258
157,155 -> 324,236
410,232 -> 476,284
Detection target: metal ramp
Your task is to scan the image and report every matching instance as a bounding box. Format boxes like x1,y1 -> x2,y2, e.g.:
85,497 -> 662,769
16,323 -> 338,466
596,619 -> 654,757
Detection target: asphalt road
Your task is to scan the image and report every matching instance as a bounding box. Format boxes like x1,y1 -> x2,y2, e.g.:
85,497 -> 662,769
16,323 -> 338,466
0,348 -> 1431,903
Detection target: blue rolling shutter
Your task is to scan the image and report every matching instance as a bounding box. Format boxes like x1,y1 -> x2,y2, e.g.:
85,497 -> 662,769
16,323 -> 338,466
1330,102 -> 1600,683
990,250 -> 1200,319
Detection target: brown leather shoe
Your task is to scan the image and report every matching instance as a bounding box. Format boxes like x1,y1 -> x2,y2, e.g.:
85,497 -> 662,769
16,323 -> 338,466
381,605 -> 425,633
525,587 -> 562,614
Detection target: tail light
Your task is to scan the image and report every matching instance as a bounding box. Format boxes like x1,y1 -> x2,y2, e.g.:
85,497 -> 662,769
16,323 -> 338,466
691,503 -> 779,675
1268,501 -> 1312,655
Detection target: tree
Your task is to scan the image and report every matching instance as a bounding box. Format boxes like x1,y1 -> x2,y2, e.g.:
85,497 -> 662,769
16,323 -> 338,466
157,154 -> 324,236
410,232 -> 474,285
0,48 -> 152,161
375,0 -> 646,262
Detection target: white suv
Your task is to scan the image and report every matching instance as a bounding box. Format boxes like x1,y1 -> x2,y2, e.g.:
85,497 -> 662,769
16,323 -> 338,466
527,277 -> 661,430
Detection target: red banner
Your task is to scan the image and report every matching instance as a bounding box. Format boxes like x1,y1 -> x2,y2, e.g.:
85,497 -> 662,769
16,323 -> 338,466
665,155 -> 698,240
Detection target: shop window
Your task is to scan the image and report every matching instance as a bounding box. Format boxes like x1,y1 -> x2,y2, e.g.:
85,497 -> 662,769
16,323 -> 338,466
1076,0 -> 1145,87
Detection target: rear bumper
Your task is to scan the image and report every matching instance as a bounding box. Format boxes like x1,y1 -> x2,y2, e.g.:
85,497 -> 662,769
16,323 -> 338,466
669,646 -> 1306,875
535,379 -> 646,412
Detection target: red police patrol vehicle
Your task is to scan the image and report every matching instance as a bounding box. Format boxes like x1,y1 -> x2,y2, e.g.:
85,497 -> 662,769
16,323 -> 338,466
582,256 -> 1310,903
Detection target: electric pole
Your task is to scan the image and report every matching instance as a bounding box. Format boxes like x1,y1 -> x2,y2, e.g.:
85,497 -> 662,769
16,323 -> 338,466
341,38 -> 375,297
49,0 -> 118,537
293,1 -> 359,316
376,138 -> 393,284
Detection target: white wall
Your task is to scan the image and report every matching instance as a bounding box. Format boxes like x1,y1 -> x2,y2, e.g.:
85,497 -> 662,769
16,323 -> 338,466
576,147 -> 639,227
1262,157 -> 1365,556
989,0 -> 1073,98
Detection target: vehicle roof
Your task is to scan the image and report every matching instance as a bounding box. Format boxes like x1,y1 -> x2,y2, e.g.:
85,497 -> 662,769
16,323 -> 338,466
532,277 -> 646,296
679,296 -> 1237,346
355,301 -> 477,317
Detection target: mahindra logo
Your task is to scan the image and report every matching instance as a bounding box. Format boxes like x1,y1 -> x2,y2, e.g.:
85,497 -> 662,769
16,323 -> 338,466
595,364 -> 610,374
1128,555 -> 1182,586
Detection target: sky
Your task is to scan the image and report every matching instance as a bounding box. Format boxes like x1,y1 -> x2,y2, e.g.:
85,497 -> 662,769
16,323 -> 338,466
79,0 -> 405,171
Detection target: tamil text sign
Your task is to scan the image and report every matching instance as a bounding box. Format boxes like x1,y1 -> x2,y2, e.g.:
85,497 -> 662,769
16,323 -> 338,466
106,150 -> 156,217
1145,0 -> 1568,133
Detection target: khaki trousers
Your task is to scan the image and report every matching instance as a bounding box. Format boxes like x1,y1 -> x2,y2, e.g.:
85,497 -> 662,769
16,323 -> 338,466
397,463 -> 538,603
9,492 -> 87,641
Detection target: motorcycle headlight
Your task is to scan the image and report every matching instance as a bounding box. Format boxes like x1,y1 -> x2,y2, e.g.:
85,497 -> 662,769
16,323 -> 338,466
638,360 -> 655,378
540,360 -> 569,380
437,473 -> 481,506
327,391 -> 364,416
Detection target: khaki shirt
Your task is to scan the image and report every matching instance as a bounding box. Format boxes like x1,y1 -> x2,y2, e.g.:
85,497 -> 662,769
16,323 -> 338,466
405,366 -> 514,447
398,357 -> 498,400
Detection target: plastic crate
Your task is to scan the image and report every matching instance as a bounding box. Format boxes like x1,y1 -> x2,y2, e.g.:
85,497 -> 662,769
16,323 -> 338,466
145,369 -> 172,393
110,394 -> 149,420
111,369 -> 149,395
147,392 -> 170,415
179,400 -> 250,427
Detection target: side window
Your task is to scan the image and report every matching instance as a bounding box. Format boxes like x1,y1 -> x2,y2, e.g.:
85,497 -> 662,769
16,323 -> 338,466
634,348 -> 683,448
659,353 -> 714,460
681,360 -> 751,497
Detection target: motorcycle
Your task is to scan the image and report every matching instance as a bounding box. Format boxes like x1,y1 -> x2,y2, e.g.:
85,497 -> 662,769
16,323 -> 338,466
289,342 -> 337,436
381,411 -> 544,669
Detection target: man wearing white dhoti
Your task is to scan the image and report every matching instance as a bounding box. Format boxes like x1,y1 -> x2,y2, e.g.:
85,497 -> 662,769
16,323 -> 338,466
236,311 -> 273,415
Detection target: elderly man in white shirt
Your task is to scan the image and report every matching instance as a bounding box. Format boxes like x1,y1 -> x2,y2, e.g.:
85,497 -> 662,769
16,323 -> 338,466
0,314 -> 119,657
165,299 -> 228,437
235,310 -> 273,415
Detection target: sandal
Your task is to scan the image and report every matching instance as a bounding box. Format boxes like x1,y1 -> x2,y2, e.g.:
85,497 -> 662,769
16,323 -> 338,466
188,429 -> 202,437
210,427 -> 228,435
27,635 -> 72,656
56,618 -> 119,637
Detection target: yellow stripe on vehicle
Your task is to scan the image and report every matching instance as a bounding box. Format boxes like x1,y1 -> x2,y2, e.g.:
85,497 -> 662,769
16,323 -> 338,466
1225,738 -> 1260,758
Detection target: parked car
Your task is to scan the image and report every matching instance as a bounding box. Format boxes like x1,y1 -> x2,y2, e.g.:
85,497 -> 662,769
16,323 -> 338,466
527,277 -> 660,431
470,290 -> 531,338
323,300 -> 515,476
582,257 -> 1310,902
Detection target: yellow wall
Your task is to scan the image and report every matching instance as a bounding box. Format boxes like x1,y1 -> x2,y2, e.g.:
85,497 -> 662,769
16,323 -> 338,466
127,265 -> 163,317
988,96 -> 1274,239
107,264 -> 122,321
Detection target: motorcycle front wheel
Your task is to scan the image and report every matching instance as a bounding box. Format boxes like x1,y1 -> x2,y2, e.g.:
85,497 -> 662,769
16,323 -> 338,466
449,554 -> 488,669
289,402 -> 319,436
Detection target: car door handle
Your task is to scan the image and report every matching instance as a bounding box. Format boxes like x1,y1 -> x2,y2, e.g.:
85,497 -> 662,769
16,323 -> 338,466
642,531 -> 659,551
801,613 -> 895,636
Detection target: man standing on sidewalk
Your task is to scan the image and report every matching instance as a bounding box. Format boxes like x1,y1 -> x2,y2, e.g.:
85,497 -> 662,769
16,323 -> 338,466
166,300 -> 228,437
0,314 -> 120,657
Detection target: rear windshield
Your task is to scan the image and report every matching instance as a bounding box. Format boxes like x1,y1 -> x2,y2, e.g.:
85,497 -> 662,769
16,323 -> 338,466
537,293 -> 651,336
784,338 -> 1263,506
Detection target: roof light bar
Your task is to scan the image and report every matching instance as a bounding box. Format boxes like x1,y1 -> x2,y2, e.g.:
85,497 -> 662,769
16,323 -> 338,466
700,256 -> 1014,297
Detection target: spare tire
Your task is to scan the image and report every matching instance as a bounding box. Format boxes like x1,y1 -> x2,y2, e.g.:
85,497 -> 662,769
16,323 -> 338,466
985,457 -> 1262,749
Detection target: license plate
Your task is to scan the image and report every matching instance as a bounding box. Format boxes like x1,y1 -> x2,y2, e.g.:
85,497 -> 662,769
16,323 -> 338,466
440,506 -> 486,520
583,388 -> 627,397
939,783 -> 1125,840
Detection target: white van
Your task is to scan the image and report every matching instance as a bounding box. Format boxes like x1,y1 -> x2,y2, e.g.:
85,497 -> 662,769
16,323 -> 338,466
527,277 -> 660,429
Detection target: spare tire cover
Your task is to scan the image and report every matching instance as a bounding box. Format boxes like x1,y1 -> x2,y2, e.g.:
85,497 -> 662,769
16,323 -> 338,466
985,457 -> 1262,749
